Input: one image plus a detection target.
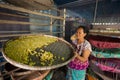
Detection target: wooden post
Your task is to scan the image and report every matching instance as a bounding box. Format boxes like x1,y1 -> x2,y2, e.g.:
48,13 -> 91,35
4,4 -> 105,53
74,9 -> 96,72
50,17 -> 53,35
63,8 -> 66,38
93,0 -> 98,23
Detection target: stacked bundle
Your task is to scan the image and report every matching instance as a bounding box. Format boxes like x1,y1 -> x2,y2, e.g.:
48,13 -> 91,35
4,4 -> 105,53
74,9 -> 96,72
88,35 -> 120,79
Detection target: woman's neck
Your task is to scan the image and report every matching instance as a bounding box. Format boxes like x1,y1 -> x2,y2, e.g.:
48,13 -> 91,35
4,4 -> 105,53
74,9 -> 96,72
77,38 -> 85,44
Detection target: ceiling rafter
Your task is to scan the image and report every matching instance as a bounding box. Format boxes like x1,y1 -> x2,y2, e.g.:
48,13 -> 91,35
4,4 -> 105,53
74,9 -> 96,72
58,0 -> 103,8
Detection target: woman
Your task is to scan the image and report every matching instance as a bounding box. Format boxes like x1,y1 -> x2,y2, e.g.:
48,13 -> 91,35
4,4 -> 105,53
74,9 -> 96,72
66,26 -> 92,80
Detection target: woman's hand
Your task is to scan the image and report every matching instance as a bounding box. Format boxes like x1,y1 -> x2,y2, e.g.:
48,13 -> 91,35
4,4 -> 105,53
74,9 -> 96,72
75,49 -> 91,62
74,51 -> 79,58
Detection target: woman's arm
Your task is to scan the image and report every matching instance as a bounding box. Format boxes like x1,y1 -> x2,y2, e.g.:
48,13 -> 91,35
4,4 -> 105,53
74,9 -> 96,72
75,49 -> 91,62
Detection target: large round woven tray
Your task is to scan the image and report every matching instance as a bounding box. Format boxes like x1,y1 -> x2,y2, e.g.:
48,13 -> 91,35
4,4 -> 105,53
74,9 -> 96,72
2,34 -> 75,70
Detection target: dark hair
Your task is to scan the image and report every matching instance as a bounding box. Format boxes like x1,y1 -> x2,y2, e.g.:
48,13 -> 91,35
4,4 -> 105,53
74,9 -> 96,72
76,26 -> 89,39
76,26 -> 88,34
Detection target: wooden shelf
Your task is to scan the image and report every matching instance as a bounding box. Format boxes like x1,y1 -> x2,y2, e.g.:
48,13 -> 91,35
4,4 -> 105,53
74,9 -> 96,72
0,4 -> 64,20
89,32 -> 120,38
89,61 -> 120,80
93,71 -> 113,80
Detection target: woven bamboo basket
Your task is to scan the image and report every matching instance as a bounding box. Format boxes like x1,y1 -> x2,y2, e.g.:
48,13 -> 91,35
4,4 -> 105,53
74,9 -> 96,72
2,34 -> 75,70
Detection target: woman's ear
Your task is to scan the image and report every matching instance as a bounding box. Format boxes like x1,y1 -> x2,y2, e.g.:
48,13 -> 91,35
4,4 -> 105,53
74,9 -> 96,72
84,33 -> 87,37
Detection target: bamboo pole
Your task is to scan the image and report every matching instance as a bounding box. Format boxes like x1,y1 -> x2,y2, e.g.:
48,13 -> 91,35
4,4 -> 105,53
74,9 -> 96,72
0,4 -> 64,20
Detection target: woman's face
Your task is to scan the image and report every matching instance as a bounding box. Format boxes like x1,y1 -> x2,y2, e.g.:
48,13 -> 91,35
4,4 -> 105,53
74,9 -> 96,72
76,28 -> 86,39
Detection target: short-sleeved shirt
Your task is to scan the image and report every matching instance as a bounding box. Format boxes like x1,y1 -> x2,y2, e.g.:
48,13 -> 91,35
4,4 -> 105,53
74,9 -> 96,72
68,39 -> 92,70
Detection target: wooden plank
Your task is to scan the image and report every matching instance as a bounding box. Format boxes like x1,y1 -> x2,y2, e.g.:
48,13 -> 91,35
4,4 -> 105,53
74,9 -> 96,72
0,12 -> 28,18
89,32 -> 120,38
33,0 -> 54,7
0,32 -> 64,37
0,20 -> 49,26
13,70 -> 37,76
0,31 -> 30,33
0,4 -> 64,20
92,24 -> 120,29
0,12 -> 50,20
5,0 -> 54,10
52,32 -> 64,33
0,33 -> 52,38
0,31 -> 64,33
0,33 -> 35,37
89,30 -> 120,33
1,68 -> 21,77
